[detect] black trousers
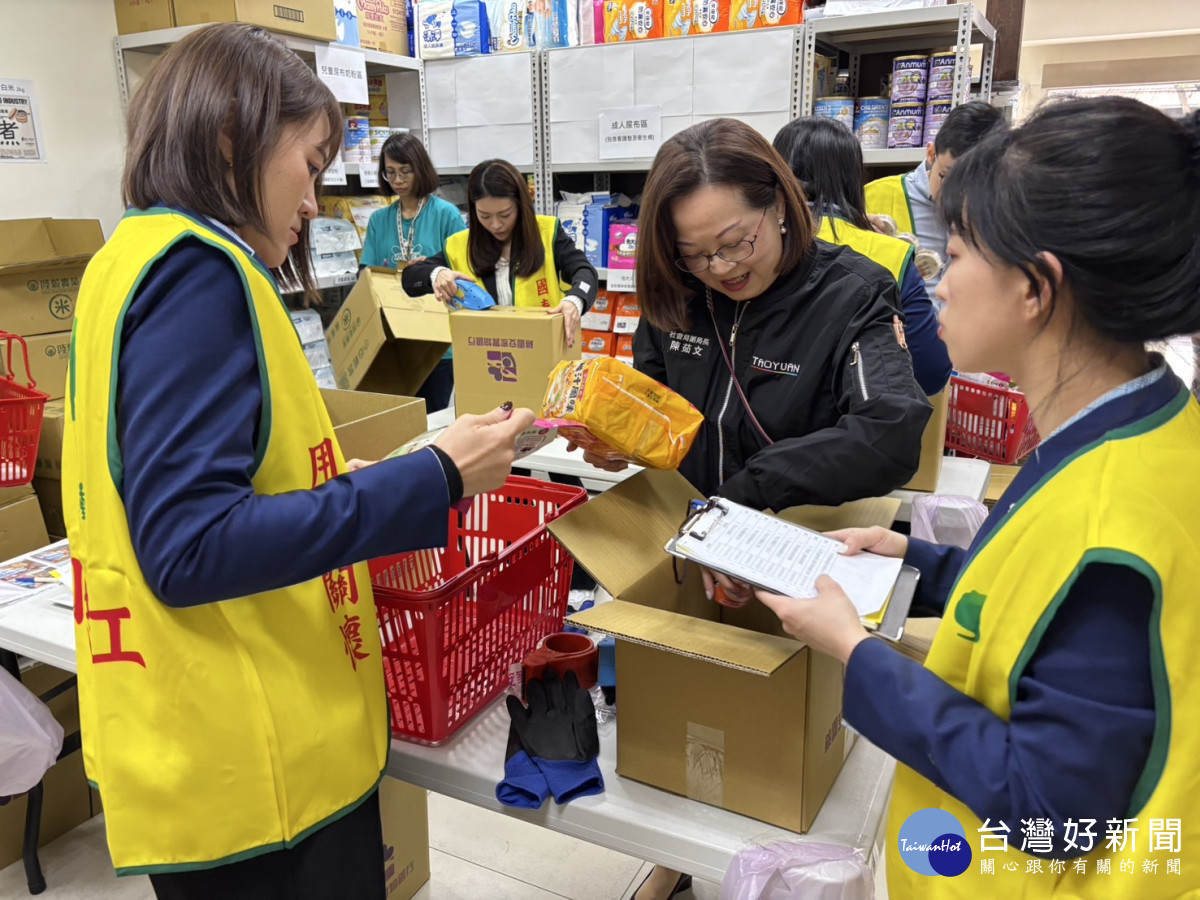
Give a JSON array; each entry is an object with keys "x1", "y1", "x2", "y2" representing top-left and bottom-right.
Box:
[
  {"x1": 149, "y1": 790, "x2": 385, "y2": 900},
  {"x1": 417, "y1": 357, "x2": 455, "y2": 413}
]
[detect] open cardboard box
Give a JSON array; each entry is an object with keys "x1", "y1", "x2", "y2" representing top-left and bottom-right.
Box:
[
  {"x1": 0, "y1": 218, "x2": 104, "y2": 336},
  {"x1": 551, "y1": 469, "x2": 899, "y2": 833},
  {"x1": 901, "y1": 389, "x2": 949, "y2": 493},
  {"x1": 321, "y1": 388, "x2": 427, "y2": 462},
  {"x1": 324, "y1": 268, "x2": 450, "y2": 397}
]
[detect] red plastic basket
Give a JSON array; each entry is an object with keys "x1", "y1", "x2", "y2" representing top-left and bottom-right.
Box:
[
  {"x1": 944, "y1": 375, "x2": 1040, "y2": 465},
  {"x1": 0, "y1": 332, "x2": 50, "y2": 487},
  {"x1": 369, "y1": 476, "x2": 588, "y2": 745}
]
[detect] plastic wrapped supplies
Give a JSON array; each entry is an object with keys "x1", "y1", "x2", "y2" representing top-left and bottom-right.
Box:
[
  {"x1": 911, "y1": 494, "x2": 989, "y2": 550},
  {"x1": 721, "y1": 841, "x2": 874, "y2": 900},
  {"x1": 0, "y1": 666, "x2": 65, "y2": 796}
]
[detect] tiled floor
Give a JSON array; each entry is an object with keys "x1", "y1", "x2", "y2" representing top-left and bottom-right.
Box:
[{"x1": 0, "y1": 792, "x2": 736, "y2": 900}]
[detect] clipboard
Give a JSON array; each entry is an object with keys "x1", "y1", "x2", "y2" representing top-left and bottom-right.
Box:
[{"x1": 664, "y1": 497, "x2": 917, "y2": 641}]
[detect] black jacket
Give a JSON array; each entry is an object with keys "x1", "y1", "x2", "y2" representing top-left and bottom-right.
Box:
[
  {"x1": 634, "y1": 240, "x2": 932, "y2": 511},
  {"x1": 401, "y1": 221, "x2": 598, "y2": 311}
]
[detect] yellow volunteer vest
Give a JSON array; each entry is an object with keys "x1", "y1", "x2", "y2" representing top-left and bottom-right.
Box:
[
  {"x1": 886, "y1": 385, "x2": 1200, "y2": 899},
  {"x1": 864, "y1": 173, "x2": 916, "y2": 237},
  {"x1": 445, "y1": 215, "x2": 569, "y2": 308},
  {"x1": 62, "y1": 208, "x2": 388, "y2": 876},
  {"x1": 816, "y1": 216, "x2": 914, "y2": 285}
]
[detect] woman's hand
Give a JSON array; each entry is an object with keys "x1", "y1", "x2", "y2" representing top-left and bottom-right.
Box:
[
  {"x1": 562, "y1": 437, "x2": 631, "y2": 472},
  {"x1": 825, "y1": 526, "x2": 908, "y2": 559},
  {"x1": 434, "y1": 405, "x2": 538, "y2": 496},
  {"x1": 433, "y1": 269, "x2": 476, "y2": 305},
  {"x1": 757, "y1": 576, "x2": 870, "y2": 664},
  {"x1": 549, "y1": 300, "x2": 581, "y2": 348},
  {"x1": 345, "y1": 458, "x2": 376, "y2": 472},
  {"x1": 702, "y1": 568, "x2": 754, "y2": 608}
]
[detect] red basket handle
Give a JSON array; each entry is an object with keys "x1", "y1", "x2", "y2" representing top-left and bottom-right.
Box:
[{"x1": 0, "y1": 331, "x2": 38, "y2": 391}]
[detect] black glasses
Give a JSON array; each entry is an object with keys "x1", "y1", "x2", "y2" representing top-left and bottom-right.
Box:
[
  {"x1": 384, "y1": 167, "x2": 415, "y2": 182},
  {"x1": 674, "y1": 208, "x2": 770, "y2": 274}
]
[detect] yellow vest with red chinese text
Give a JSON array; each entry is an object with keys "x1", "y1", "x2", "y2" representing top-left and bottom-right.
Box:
[
  {"x1": 444, "y1": 215, "x2": 569, "y2": 308},
  {"x1": 887, "y1": 385, "x2": 1200, "y2": 899},
  {"x1": 864, "y1": 173, "x2": 916, "y2": 237},
  {"x1": 62, "y1": 208, "x2": 388, "y2": 876}
]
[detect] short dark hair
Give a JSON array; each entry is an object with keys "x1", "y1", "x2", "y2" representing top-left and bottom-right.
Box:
[
  {"x1": 933, "y1": 100, "x2": 1005, "y2": 158},
  {"x1": 940, "y1": 96, "x2": 1200, "y2": 344},
  {"x1": 773, "y1": 117, "x2": 871, "y2": 237},
  {"x1": 466, "y1": 160, "x2": 543, "y2": 279},
  {"x1": 379, "y1": 133, "x2": 439, "y2": 198},
  {"x1": 123, "y1": 24, "x2": 341, "y2": 294},
  {"x1": 637, "y1": 118, "x2": 813, "y2": 332}
]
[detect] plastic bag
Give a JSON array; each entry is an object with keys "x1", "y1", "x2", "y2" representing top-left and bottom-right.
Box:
[
  {"x1": 721, "y1": 841, "x2": 874, "y2": 900},
  {"x1": 911, "y1": 494, "x2": 989, "y2": 550},
  {"x1": 0, "y1": 667, "x2": 64, "y2": 796}
]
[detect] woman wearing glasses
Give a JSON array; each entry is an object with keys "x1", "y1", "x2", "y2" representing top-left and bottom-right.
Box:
[
  {"x1": 360, "y1": 132, "x2": 465, "y2": 410},
  {"x1": 614, "y1": 116, "x2": 930, "y2": 900}
]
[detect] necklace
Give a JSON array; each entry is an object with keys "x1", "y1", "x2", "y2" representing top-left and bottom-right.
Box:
[{"x1": 394, "y1": 196, "x2": 427, "y2": 264}]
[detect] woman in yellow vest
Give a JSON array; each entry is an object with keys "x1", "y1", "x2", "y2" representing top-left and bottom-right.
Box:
[
  {"x1": 63, "y1": 24, "x2": 534, "y2": 898},
  {"x1": 758, "y1": 97, "x2": 1200, "y2": 898},
  {"x1": 773, "y1": 116, "x2": 951, "y2": 395},
  {"x1": 402, "y1": 158, "x2": 599, "y2": 346}
]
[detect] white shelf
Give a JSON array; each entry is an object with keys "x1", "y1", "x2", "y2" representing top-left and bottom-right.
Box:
[
  {"x1": 117, "y1": 24, "x2": 421, "y2": 71},
  {"x1": 438, "y1": 166, "x2": 536, "y2": 176},
  {"x1": 551, "y1": 160, "x2": 656, "y2": 173},
  {"x1": 812, "y1": 3, "x2": 995, "y2": 50},
  {"x1": 280, "y1": 271, "x2": 358, "y2": 295},
  {"x1": 862, "y1": 148, "x2": 928, "y2": 166}
]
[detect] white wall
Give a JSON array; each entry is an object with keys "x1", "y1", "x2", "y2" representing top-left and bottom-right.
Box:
[{"x1": 0, "y1": 0, "x2": 126, "y2": 236}]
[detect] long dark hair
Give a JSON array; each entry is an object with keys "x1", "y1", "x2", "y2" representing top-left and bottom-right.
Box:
[
  {"x1": 636, "y1": 118, "x2": 812, "y2": 332},
  {"x1": 772, "y1": 117, "x2": 871, "y2": 240},
  {"x1": 123, "y1": 23, "x2": 341, "y2": 294},
  {"x1": 466, "y1": 160, "x2": 543, "y2": 279},
  {"x1": 940, "y1": 96, "x2": 1200, "y2": 344}
]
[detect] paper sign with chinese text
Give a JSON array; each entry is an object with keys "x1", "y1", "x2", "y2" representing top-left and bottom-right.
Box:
[
  {"x1": 314, "y1": 45, "x2": 369, "y2": 105},
  {"x1": 0, "y1": 79, "x2": 44, "y2": 162},
  {"x1": 599, "y1": 106, "x2": 662, "y2": 161}
]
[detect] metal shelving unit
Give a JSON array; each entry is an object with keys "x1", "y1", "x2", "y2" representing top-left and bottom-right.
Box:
[{"x1": 800, "y1": 3, "x2": 996, "y2": 163}]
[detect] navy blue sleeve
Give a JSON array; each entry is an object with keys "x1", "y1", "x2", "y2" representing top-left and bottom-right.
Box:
[
  {"x1": 898, "y1": 261, "x2": 951, "y2": 395},
  {"x1": 903, "y1": 538, "x2": 966, "y2": 615},
  {"x1": 118, "y1": 239, "x2": 452, "y2": 608},
  {"x1": 843, "y1": 562, "x2": 1156, "y2": 858}
]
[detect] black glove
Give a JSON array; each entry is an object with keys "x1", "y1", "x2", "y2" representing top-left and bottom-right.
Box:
[{"x1": 505, "y1": 669, "x2": 604, "y2": 804}]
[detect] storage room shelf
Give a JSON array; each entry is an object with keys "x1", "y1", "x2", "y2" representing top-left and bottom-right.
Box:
[
  {"x1": 117, "y1": 24, "x2": 421, "y2": 71},
  {"x1": 551, "y1": 159, "x2": 656, "y2": 173},
  {"x1": 811, "y1": 3, "x2": 995, "y2": 50},
  {"x1": 862, "y1": 148, "x2": 928, "y2": 166},
  {"x1": 280, "y1": 272, "x2": 358, "y2": 295}
]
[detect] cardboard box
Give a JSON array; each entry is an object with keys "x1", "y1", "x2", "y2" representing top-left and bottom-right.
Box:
[
  {"x1": 174, "y1": 0, "x2": 338, "y2": 41},
  {"x1": 325, "y1": 268, "x2": 450, "y2": 395},
  {"x1": 0, "y1": 219, "x2": 104, "y2": 336},
  {"x1": 0, "y1": 332, "x2": 71, "y2": 401},
  {"x1": 0, "y1": 664, "x2": 100, "y2": 872},
  {"x1": 556, "y1": 469, "x2": 901, "y2": 832},
  {"x1": 614, "y1": 333, "x2": 634, "y2": 364},
  {"x1": 450, "y1": 307, "x2": 580, "y2": 416},
  {"x1": 322, "y1": 388, "x2": 427, "y2": 462},
  {"x1": 581, "y1": 330, "x2": 615, "y2": 359},
  {"x1": 379, "y1": 779, "x2": 431, "y2": 900},
  {"x1": 985, "y1": 464, "x2": 1021, "y2": 507},
  {"x1": 900, "y1": 389, "x2": 948, "y2": 493},
  {"x1": 113, "y1": 0, "x2": 175, "y2": 33},
  {"x1": 0, "y1": 494, "x2": 49, "y2": 563},
  {"x1": 357, "y1": 0, "x2": 410, "y2": 55},
  {"x1": 32, "y1": 477, "x2": 65, "y2": 539},
  {"x1": 581, "y1": 291, "x2": 614, "y2": 332},
  {"x1": 612, "y1": 296, "x2": 641, "y2": 334},
  {"x1": 34, "y1": 400, "x2": 65, "y2": 481},
  {"x1": 0, "y1": 482, "x2": 33, "y2": 509}
]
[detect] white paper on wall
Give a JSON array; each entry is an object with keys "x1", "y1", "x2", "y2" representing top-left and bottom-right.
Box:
[
  {"x1": 458, "y1": 124, "x2": 534, "y2": 168},
  {"x1": 454, "y1": 54, "x2": 535, "y2": 127},
  {"x1": 550, "y1": 121, "x2": 601, "y2": 164},
  {"x1": 424, "y1": 61, "x2": 459, "y2": 129},
  {"x1": 547, "y1": 44, "x2": 635, "y2": 123},
  {"x1": 633, "y1": 40, "x2": 694, "y2": 116},
  {"x1": 428, "y1": 127, "x2": 460, "y2": 168},
  {"x1": 691, "y1": 30, "x2": 793, "y2": 116}
]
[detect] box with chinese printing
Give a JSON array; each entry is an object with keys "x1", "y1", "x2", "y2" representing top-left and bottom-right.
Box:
[
  {"x1": 450, "y1": 307, "x2": 580, "y2": 416},
  {"x1": 357, "y1": 0, "x2": 410, "y2": 55},
  {"x1": 612, "y1": 295, "x2": 641, "y2": 334},
  {"x1": 379, "y1": 779, "x2": 431, "y2": 900},
  {"x1": 0, "y1": 218, "x2": 104, "y2": 335},
  {"x1": 581, "y1": 330, "x2": 615, "y2": 359},
  {"x1": 0, "y1": 331, "x2": 71, "y2": 400},
  {"x1": 324, "y1": 267, "x2": 450, "y2": 396},
  {"x1": 174, "y1": 0, "x2": 337, "y2": 41},
  {"x1": 555, "y1": 470, "x2": 901, "y2": 832}
]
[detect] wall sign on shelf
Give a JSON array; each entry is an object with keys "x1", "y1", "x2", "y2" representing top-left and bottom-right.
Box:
[
  {"x1": 314, "y1": 44, "x2": 369, "y2": 105},
  {"x1": 322, "y1": 157, "x2": 347, "y2": 186},
  {"x1": 357, "y1": 161, "x2": 379, "y2": 188},
  {"x1": 607, "y1": 268, "x2": 636, "y2": 293},
  {"x1": 598, "y1": 106, "x2": 662, "y2": 162}
]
